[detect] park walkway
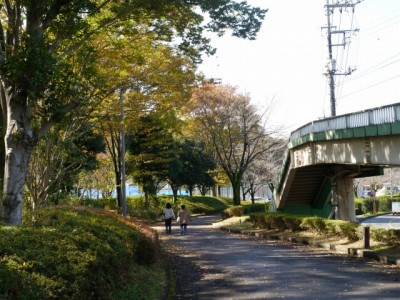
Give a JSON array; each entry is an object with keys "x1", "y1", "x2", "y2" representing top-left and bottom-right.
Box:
[{"x1": 153, "y1": 215, "x2": 400, "y2": 300}]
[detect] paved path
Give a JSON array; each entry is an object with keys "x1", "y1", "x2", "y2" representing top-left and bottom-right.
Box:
[
  {"x1": 153, "y1": 215, "x2": 400, "y2": 300},
  {"x1": 359, "y1": 214, "x2": 400, "y2": 229}
]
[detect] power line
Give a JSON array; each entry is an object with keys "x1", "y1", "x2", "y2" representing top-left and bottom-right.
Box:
[
  {"x1": 337, "y1": 52, "x2": 400, "y2": 85},
  {"x1": 360, "y1": 14, "x2": 400, "y2": 38},
  {"x1": 339, "y1": 74, "x2": 400, "y2": 99}
]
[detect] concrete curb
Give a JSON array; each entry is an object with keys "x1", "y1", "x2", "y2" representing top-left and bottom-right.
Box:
[{"x1": 218, "y1": 226, "x2": 400, "y2": 267}]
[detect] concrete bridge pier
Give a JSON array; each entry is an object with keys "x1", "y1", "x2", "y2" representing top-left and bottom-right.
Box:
[{"x1": 334, "y1": 175, "x2": 356, "y2": 222}]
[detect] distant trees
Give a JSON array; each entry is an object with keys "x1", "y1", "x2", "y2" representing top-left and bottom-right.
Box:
[
  {"x1": 75, "y1": 155, "x2": 115, "y2": 200},
  {"x1": 129, "y1": 119, "x2": 217, "y2": 203},
  {"x1": 188, "y1": 84, "x2": 282, "y2": 205},
  {"x1": 241, "y1": 140, "x2": 286, "y2": 203},
  {"x1": 181, "y1": 140, "x2": 216, "y2": 197},
  {"x1": 166, "y1": 139, "x2": 216, "y2": 202}
]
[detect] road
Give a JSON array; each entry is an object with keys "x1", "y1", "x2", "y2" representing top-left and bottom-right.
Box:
[
  {"x1": 154, "y1": 215, "x2": 400, "y2": 300},
  {"x1": 359, "y1": 214, "x2": 400, "y2": 229}
]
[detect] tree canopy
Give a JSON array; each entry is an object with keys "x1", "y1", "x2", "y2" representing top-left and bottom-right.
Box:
[
  {"x1": 0, "y1": 0, "x2": 266, "y2": 224},
  {"x1": 187, "y1": 84, "x2": 279, "y2": 205}
]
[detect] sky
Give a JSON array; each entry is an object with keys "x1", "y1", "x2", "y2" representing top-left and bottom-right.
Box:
[{"x1": 199, "y1": 0, "x2": 400, "y2": 135}]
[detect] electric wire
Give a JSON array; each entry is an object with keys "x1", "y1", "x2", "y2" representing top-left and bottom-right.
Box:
[
  {"x1": 360, "y1": 14, "x2": 400, "y2": 38},
  {"x1": 339, "y1": 74, "x2": 400, "y2": 99},
  {"x1": 343, "y1": 55, "x2": 400, "y2": 83},
  {"x1": 337, "y1": 8, "x2": 357, "y2": 102},
  {"x1": 333, "y1": 5, "x2": 400, "y2": 103}
]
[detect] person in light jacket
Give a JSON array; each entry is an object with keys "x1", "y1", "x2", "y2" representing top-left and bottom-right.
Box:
[
  {"x1": 177, "y1": 204, "x2": 192, "y2": 235},
  {"x1": 162, "y1": 203, "x2": 175, "y2": 234}
]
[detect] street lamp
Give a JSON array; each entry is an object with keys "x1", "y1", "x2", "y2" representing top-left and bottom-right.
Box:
[{"x1": 120, "y1": 88, "x2": 127, "y2": 217}]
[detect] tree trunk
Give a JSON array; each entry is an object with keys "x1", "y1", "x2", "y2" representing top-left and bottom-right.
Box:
[
  {"x1": 250, "y1": 183, "x2": 255, "y2": 204},
  {"x1": 171, "y1": 186, "x2": 179, "y2": 203},
  {"x1": 232, "y1": 180, "x2": 241, "y2": 205},
  {"x1": 1, "y1": 146, "x2": 33, "y2": 224},
  {"x1": 211, "y1": 184, "x2": 217, "y2": 197},
  {"x1": 188, "y1": 184, "x2": 194, "y2": 197},
  {"x1": 250, "y1": 192, "x2": 256, "y2": 204},
  {"x1": 144, "y1": 192, "x2": 149, "y2": 209},
  {"x1": 0, "y1": 83, "x2": 7, "y2": 190},
  {"x1": 115, "y1": 171, "x2": 122, "y2": 208},
  {"x1": 1, "y1": 92, "x2": 36, "y2": 225}
]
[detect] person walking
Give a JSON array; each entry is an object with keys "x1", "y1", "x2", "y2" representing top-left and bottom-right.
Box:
[
  {"x1": 162, "y1": 203, "x2": 175, "y2": 234},
  {"x1": 177, "y1": 205, "x2": 191, "y2": 235}
]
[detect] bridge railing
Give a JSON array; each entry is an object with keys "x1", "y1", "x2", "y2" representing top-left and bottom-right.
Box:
[
  {"x1": 290, "y1": 102, "x2": 400, "y2": 141},
  {"x1": 274, "y1": 102, "x2": 400, "y2": 207}
]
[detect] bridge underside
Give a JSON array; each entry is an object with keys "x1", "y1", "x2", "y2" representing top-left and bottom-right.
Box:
[
  {"x1": 274, "y1": 164, "x2": 382, "y2": 218},
  {"x1": 273, "y1": 134, "x2": 395, "y2": 220}
]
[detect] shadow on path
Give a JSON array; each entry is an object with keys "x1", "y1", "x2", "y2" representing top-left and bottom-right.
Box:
[{"x1": 153, "y1": 215, "x2": 400, "y2": 300}]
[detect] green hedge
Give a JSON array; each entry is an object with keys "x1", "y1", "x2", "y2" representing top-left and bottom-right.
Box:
[
  {"x1": 1, "y1": 207, "x2": 163, "y2": 299},
  {"x1": 371, "y1": 228, "x2": 400, "y2": 246},
  {"x1": 222, "y1": 203, "x2": 267, "y2": 219},
  {"x1": 250, "y1": 213, "x2": 361, "y2": 242},
  {"x1": 83, "y1": 195, "x2": 232, "y2": 220},
  {"x1": 355, "y1": 195, "x2": 400, "y2": 214}
]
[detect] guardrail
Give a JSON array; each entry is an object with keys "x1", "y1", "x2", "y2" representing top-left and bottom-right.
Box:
[{"x1": 290, "y1": 102, "x2": 400, "y2": 141}]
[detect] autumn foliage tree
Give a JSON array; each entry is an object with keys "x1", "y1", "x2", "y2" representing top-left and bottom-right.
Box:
[
  {"x1": 94, "y1": 27, "x2": 197, "y2": 208},
  {"x1": 188, "y1": 84, "x2": 279, "y2": 205}
]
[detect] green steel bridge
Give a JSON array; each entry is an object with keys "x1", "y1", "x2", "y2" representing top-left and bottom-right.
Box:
[{"x1": 271, "y1": 102, "x2": 400, "y2": 221}]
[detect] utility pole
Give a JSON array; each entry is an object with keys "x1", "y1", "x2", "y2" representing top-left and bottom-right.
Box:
[{"x1": 323, "y1": 0, "x2": 361, "y2": 116}]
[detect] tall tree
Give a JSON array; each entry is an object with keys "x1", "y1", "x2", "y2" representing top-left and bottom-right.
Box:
[
  {"x1": 188, "y1": 84, "x2": 279, "y2": 205},
  {"x1": 128, "y1": 114, "x2": 177, "y2": 207},
  {"x1": 95, "y1": 27, "x2": 197, "y2": 208},
  {"x1": 0, "y1": 1, "x2": 266, "y2": 224}
]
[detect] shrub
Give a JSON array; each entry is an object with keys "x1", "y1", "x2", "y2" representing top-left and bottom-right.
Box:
[
  {"x1": 249, "y1": 213, "x2": 268, "y2": 229},
  {"x1": 282, "y1": 215, "x2": 303, "y2": 231},
  {"x1": 126, "y1": 196, "x2": 162, "y2": 220},
  {"x1": 253, "y1": 213, "x2": 286, "y2": 230},
  {"x1": 83, "y1": 197, "x2": 118, "y2": 210},
  {"x1": 371, "y1": 228, "x2": 400, "y2": 246},
  {"x1": 378, "y1": 197, "x2": 392, "y2": 212},
  {"x1": 243, "y1": 203, "x2": 267, "y2": 214},
  {"x1": 337, "y1": 221, "x2": 360, "y2": 241},
  {"x1": 300, "y1": 216, "x2": 327, "y2": 234},
  {"x1": 269, "y1": 214, "x2": 286, "y2": 229},
  {"x1": 249, "y1": 213, "x2": 303, "y2": 231},
  {"x1": 324, "y1": 220, "x2": 339, "y2": 236},
  {"x1": 223, "y1": 206, "x2": 245, "y2": 218},
  {"x1": 354, "y1": 198, "x2": 363, "y2": 215},
  {"x1": 1, "y1": 207, "x2": 162, "y2": 299},
  {"x1": 361, "y1": 198, "x2": 373, "y2": 214}
]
